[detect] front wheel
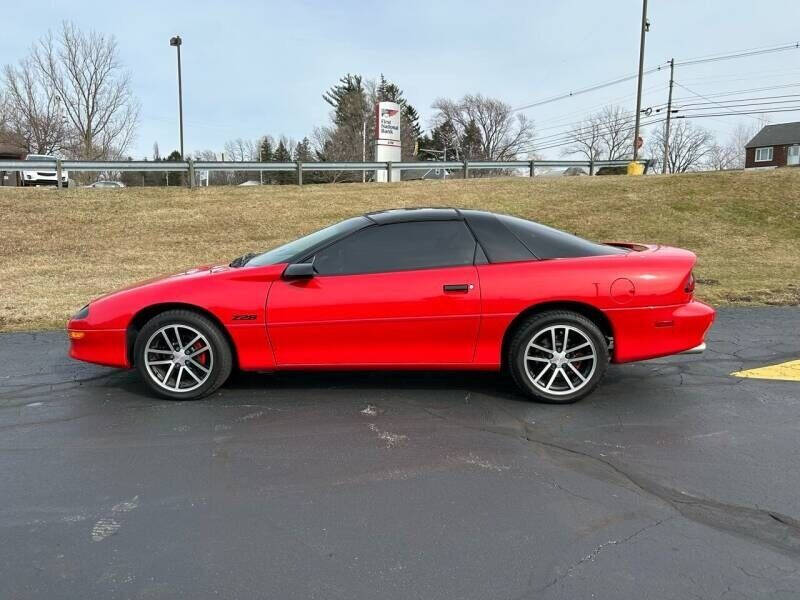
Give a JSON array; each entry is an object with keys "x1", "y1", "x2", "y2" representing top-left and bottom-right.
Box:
[
  {"x1": 134, "y1": 310, "x2": 233, "y2": 400},
  {"x1": 508, "y1": 311, "x2": 609, "y2": 404}
]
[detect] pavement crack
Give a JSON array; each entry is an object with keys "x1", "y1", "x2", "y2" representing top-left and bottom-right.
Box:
[
  {"x1": 403, "y1": 395, "x2": 800, "y2": 559},
  {"x1": 534, "y1": 518, "x2": 673, "y2": 596}
]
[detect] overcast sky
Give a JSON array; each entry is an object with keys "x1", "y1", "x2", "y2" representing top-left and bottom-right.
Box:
[{"x1": 3, "y1": 0, "x2": 799, "y2": 159}]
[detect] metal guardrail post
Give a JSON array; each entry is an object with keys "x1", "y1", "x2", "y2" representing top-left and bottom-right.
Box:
[
  {"x1": 463, "y1": 160, "x2": 469, "y2": 179},
  {"x1": 56, "y1": 159, "x2": 62, "y2": 190},
  {"x1": 386, "y1": 162, "x2": 393, "y2": 183},
  {"x1": 589, "y1": 159, "x2": 594, "y2": 176},
  {"x1": 529, "y1": 160, "x2": 535, "y2": 177},
  {"x1": 297, "y1": 161, "x2": 303, "y2": 186},
  {"x1": 188, "y1": 158, "x2": 195, "y2": 188}
]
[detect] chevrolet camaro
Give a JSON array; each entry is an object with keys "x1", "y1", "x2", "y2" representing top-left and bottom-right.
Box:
[{"x1": 67, "y1": 208, "x2": 715, "y2": 403}]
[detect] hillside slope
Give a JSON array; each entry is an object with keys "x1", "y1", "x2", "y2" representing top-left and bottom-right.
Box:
[{"x1": 1, "y1": 168, "x2": 798, "y2": 331}]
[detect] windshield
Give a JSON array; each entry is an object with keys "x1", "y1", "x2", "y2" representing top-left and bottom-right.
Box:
[{"x1": 245, "y1": 216, "x2": 370, "y2": 267}]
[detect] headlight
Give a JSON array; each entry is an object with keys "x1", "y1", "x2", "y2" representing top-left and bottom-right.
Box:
[{"x1": 73, "y1": 304, "x2": 89, "y2": 319}]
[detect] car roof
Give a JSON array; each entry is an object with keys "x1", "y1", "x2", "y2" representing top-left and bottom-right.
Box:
[{"x1": 364, "y1": 207, "x2": 463, "y2": 224}]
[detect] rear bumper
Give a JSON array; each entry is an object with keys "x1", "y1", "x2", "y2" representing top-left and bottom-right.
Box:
[
  {"x1": 67, "y1": 327, "x2": 129, "y2": 368},
  {"x1": 680, "y1": 342, "x2": 706, "y2": 354},
  {"x1": 609, "y1": 300, "x2": 715, "y2": 363}
]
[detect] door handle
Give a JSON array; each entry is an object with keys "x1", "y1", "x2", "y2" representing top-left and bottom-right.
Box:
[{"x1": 443, "y1": 283, "x2": 472, "y2": 292}]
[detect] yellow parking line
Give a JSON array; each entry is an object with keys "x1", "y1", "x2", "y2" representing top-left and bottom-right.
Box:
[{"x1": 732, "y1": 359, "x2": 800, "y2": 382}]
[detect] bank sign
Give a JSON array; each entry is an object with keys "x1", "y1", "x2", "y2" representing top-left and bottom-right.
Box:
[{"x1": 375, "y1": 101, "x2": 401, "y2": 146}]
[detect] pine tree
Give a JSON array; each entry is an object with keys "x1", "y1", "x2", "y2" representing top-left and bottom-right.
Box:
[
  {"x1": 323, "y1": 74, "x2": 368, "y2": 129},
  {"x1": 461, "y1": 120, "x2": 483, "y2": 160},
  {"x1": 273, "y1": 139, "x2": 292, "y2": 184},
  {"x1": 293, "y1": 137, "x2": 313, "y2": 162},
  {"x1": 259, "y1": 136, "x2": 274, "y2": 184}
]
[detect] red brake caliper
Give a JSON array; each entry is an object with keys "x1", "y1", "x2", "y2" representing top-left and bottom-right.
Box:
[{"x1": 192, "y1": 341, "x2": 208, "y2": 366}]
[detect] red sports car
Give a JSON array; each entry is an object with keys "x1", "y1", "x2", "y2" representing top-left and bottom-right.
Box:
[{"x1": 67, "y1": 208, "x2": 715, "y2": 403}]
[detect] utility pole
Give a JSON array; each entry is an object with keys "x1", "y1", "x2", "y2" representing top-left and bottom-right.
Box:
[
  {"x1": 662, "y1": 58, "x2": 675, "y2": 174},
  {"x1": 632, "y1": 0, "x2": 649, "y2": 161}
]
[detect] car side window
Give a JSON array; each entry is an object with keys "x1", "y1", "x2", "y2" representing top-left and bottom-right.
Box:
[{"x1": 313, "y1": 221, "x2": 477, "y2": 275}]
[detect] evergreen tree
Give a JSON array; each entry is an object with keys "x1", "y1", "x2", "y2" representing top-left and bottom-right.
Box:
[
  {"x1": 273, "y1": 139, "x2": 292, "y2": 184},
  {"x1": 259, "y1": 136, "x2": 274, "y2": 184},
  {"x1": 293, "y1": 137, "x2": 314, "y2": 183},
  {"x1": 293, "y1": 137, "x2": 313, "y2": 162},
  {"x1": 461, "y1": 120, "x2": 483, "y2": 160},
  {"x1": 323, "y1": 74, "x2": 368, "y2": 129},
  {"x1": 165, "y1": 149, "x2": 182, "y2": 186}
]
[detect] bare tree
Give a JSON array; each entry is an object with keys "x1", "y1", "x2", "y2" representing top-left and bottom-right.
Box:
[
  {"x1": 647, "y1": 121, "x2": 714, "y2": 173},
  {"x1": 704, "y1": 141, "x2": 740, "y2": 171},
  {"x1": 597, "y1": 105, "x2": 633, "y2": 161},
  {"x1": 223, "y1": 138, "x2": 258, "y2": 162},
  {"x1": 562, "y1": 117, "x2": 602, "y2": 163},
  {"x1": 431, "y1": 94, "x2": 534, "y2": 160},
  {"x1": 31, "y1": 22, "x2": 139, "y2": 159},
  {"x1": 561, "y1": 105, "x2": 634, "y2": 163},
  {"x1": 2, "y1": 58, "x2": 71, "y2": 154},
  {"x1": 223, "y1": 138, "x2": 260, "y2": 184}
]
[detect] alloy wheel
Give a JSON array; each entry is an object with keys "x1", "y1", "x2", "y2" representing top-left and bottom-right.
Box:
[
  {"x1": 143, "y1": 324, "x2": 214, "y2": 393},
  {"x1": 523, "y1": 324, "x2": 597, "y2": 396}
]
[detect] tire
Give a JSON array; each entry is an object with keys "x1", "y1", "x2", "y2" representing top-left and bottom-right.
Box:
[
  {"x1": 507, "y1": 310, "x2": 609, "y2": 404},
  {"x1": 133, "y1": 309, "x2": 233, "y2": 400}
]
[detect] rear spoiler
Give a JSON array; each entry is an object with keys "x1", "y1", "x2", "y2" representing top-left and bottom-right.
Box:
[{"x1": 604, "y1": 242, "x2": 657, "y2": 252}]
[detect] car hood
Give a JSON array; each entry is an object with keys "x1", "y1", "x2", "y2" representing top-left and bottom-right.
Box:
[{"x1": 91, "y1": 264, "x2": 229, "y2": 302}]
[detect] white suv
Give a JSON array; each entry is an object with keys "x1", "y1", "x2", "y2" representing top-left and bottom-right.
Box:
[{"x1": 21, "y1": 154, "x2": 69, "y2": 187}]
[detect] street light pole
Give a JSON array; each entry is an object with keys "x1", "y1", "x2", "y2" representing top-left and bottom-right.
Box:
[
  {"x1": 169, "y1": 35, "x2": 184, "y2": 160},
  {"x1": 632, "y1": 0, "x2": 649, "y2": 161}
]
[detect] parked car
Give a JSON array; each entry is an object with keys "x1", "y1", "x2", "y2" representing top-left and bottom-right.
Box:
[
  {"x1": 85, "y1": 181, "x2": 126, "y2": 188},
  {"x1": 20, "y1": 154, "x2": 69, "y2": 186},
  {"x1": 67, "y1": 208, "x2": 715, "y2": 403}
]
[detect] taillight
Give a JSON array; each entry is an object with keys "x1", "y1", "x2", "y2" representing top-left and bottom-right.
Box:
[{"x1": 684, "y1": 272, "x2": 696, "y2": 294}]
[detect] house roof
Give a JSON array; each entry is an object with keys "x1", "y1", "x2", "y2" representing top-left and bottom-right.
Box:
[{"x1": 745, "y1": 121, "x2": 800, "y2": 148}]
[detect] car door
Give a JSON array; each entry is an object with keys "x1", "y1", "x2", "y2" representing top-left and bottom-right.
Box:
[{"x1": 266, "y1": 220, "x2": 481, "y2": 366}]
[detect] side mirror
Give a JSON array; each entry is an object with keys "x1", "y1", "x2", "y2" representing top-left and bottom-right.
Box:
[{"x1": 282, "y1": 262, "x2": 315, "y2": 280}]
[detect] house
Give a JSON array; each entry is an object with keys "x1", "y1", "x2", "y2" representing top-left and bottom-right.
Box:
[{"x1": 744, "y1": 121, "x2": 800, "y2": 168}]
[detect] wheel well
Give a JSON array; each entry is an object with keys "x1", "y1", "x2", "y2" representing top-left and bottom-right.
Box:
[
  {"x1": 126, "y1": 303, "x2": 238, "y2": 368},
  {"x1": 500, "y1": 301, "x2": 614, "y2": 369}
]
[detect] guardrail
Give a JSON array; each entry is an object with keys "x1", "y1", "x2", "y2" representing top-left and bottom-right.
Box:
[{"x1": 0, "y1": 158, "x2": 650, "y2": 187}]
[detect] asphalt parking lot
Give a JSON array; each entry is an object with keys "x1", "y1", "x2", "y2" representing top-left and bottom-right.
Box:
[{"x1": 1, "y1": 307, "x2": 799, "y2": 599}]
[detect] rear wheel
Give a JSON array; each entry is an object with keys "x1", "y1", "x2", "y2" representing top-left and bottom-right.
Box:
[
  {"x1": 134, "y1": 310, "x2": 232, "y2": 400},
  {"x1": 507, "y1": 311, "x2": 609, "y2": 404}
]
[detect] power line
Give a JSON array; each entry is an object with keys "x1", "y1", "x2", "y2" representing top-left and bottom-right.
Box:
[
  {"x1": 676, "y1": 107, "x2": 800, "y2": 119},
  {"x1": 674, "y1": 97, "x2": 800, "y2": 111},
  {"x1": 513, "y1": 41, "x2": 800, "y2": 114},
  {"x1": 512, "y1": 64, "x2": 670, "y2": 112},
  {"x1": 673, "y1": 82, "x2": 766, "y2": 121},
  {"x1": 673, "y1": 41, "x2": 800, "y2": 67}
]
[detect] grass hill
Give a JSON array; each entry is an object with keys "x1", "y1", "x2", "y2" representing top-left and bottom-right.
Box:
[{"x1": 1, "y1": 168, "x2": 798, "y2": 331}]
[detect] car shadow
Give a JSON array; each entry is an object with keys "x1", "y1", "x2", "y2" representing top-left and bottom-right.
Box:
[{"x1": 225, "y1": 368, "x2": 523, "y2": 399}]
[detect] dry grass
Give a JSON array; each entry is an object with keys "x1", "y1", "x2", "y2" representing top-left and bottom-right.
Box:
[{"x1": 1, "y1": 168, "x2": 799, "y2": 331}]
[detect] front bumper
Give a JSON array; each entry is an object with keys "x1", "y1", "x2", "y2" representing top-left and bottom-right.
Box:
[{"x1": 67, "y1": 327, "x2": 129, "y2": 368}]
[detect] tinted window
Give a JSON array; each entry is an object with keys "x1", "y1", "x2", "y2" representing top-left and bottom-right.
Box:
[
  {"x1": 314, "y1": 221, "x2": 476, "y2": 275},
  {"x1": 247, "y1": 216, "x2": 369, "y2": 266},
  {"x1": 498, "y1": 215, "x2": 628, "y2": 259},
  {"x1": 463, "y1": 211, "x2": 534, "y2": 263}
]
